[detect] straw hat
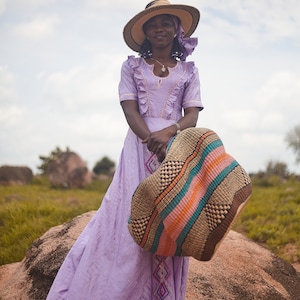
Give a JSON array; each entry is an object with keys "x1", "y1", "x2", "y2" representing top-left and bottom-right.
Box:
[
  {"x1": 128, "y1": 128, "x2": 252, "y2": 261},
  {"x1": 123, "y1": 0, "x2": 200, "y2": 52}
]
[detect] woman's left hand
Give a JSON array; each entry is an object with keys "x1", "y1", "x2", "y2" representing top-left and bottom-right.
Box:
[{"x1": 142, "y1": 128, "x2": 172, "y2": 162}]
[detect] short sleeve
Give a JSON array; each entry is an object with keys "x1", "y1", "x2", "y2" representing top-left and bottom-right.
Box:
[
  {"x1": 182, "y1": 65, "x2": 204, "y2": 111},
  {"x1": 118, "y1": 58, "x2": 138, "y2": 102}
]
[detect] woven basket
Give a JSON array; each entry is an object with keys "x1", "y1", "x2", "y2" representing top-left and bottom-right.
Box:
[{"x1": 128, "y1": 127, "x2": 252, "y2": 261}]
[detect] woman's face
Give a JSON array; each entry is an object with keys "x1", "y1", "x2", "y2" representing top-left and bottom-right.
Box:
[{"x1": 143, "y1": 14, "x2": 176, "y2": 50}]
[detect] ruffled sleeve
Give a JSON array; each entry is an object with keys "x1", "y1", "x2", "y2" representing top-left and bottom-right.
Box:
[
  {"x1": 182, "y1": 62, "x2": 204, "y2": 111},
  {"x1": 118, "y1": 56, "x2": 138, "y2": 102},
  {"x1": 118, "y1": 56, "x2": 149, "y2": 116}
]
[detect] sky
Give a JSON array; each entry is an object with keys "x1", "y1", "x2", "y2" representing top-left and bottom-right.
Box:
[{"x1": 0, "y1": 0, "x2": 300, "y2": 175}]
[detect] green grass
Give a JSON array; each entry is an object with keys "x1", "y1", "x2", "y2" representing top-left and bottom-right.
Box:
[
  {"x1": 0, "y1": 177, "x2": 111, "y2": 265},
  {"x1": 234, "y1": 175, "x2": 300, "y2": 263},
  {"x1": 0, "y1": 175, "x2": 299, "y2": 266}
]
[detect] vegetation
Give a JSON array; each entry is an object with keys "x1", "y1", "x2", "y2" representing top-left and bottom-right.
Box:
[
  {"x1": 38, "y1": 146, "x2": 71, "y2": 174},
  {"x1": 38, "y1": 146, "x2": 115, "y2": 176},
  {"x1": 0, "y1": 174, "x2": 299, "y2": 266},
  {"x1": 285, "y1": 124, "x2": 300, "y2": 164},
  {"x1": 0, "y1": 176, "x2": 111, "y2": 265},
  {"x1": 93, "y1": 156, "x2": 115, "y2": 175},
  {"x1": 234, "y1": 175, "x2": 300, "y2": 263}
]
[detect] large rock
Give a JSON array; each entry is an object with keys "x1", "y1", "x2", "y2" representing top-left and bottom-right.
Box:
[
  {"x1": 0, "y1": 165, "x2": 33, "y2": 185},
  {"x1": 0, "y1": 212, "x2": 299, "y2": 300},
  {"x1": 47, "y1": 151, "x2": 92, "y2": 188}
]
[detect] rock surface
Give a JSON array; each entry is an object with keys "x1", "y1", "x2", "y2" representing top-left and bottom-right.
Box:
[
  {"x1": 0, "y1": 211, "x2": 299, "y2": 300},
  {"x1": 0, "y1": 165, "x2": 33, "y2": 185},
  {"x1": 47, "y1": 151, "x2": 92, "y2": 188}
]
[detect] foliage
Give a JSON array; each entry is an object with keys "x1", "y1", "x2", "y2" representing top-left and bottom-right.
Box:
[
  {"x1": 285, "y1": 124, "x2": 300, "y2": 164},
  {"x1": 265, "y1": 160, "x2": 289, "y2": 178},
  {"x1": 1, "y1": 175, "x2": 299, "y2": 266},
  {"x1": 37, "y1": 146, "x2": 71, "y2": 175},
  {"x1": 0, "y1": 176, "x2": 111, "y2": 265},
  {"x1": 234, "y1": 175, "x2": 300, "y2": 263},
  {"x1": 93, "y1": 156, "x2": 115, "y2": 175}
]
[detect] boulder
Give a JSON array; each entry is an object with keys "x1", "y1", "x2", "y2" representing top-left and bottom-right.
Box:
[
  {"x1": 47, "y1": 151, "x2": 92, "y2": 188},
  {"x1": 0, "y1": 165, "x2": 33, "y2": 185},
  {"x1": 0, "y1": 212, "x2": 299, "y2": 300}
]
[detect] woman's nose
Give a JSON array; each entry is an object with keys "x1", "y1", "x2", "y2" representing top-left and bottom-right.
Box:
[{"x1": 154, "y1": 24, "x2": 163, "y2": 32}]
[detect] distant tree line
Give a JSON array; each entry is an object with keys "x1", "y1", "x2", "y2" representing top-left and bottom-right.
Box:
[
  {"x1": 38, "y1": 147, "x2": 115, "y2": 176},
  {"x1": 254, "y1": 124, "x2": 300, "y2": 178},
  {"x1": 37, "y1": 124, "x2": 300, "y2": 178}
]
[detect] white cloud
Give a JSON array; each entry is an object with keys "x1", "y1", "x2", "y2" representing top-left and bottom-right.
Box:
[
  {"x1": 255, "y1": 71, "x2": 300, "y2": 131},
  {"x1": 0, "y1": 66, "x2": 17, "y2": 103},
  {"x1": 220, "y1": 110, "x2": 259, "y2": 132},
  {"x1": 0, "y1": 105, "x2": 24, "y2": 126},
  {"x1": 12, "y1": 15, "x2": 60, "y2": 39},
  {"x1": 190, "y1": 0, "x2": 300, "y2": 48},
  {"x1": 0, "y1": 0, "x2": 6, "y2": 14},
  {"x1": 260, "y1": 112, "x2": 285, "y2": 131},
  {"x1": 41, "y1": 55, "x2": 123, "y2": 112},
  {"x1": 0, "y1": 0, "x2": 299, "y2": 174},
  {"x1": 7, "y1": 0, "x2": 57, "y2": 10}
]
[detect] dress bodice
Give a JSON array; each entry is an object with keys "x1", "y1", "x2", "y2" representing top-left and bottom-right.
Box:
[{"x1": 119, "y1": 56, "x2": 203, "y2": 121}]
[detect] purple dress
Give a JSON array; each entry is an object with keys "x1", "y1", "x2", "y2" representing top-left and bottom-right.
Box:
[{"x1": 47, "y1": 56, "x2": 203, "y2": 300}]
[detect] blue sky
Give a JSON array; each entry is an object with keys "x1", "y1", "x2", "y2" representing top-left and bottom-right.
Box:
[{"x1": 1, "y1": 0, "x2": 300, "y2": 174}]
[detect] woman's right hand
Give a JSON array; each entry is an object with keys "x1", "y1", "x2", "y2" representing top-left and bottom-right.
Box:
[{"x1": 142, "y1": 126, "x2": 176, "y2": 162}]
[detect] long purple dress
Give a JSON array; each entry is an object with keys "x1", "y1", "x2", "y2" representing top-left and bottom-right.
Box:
[{"x1": 46, "y1": 56, "x2": 203, "y2": 300}]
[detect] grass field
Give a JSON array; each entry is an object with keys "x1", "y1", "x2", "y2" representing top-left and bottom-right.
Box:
[
  {"x1": 234, "y1": 175, "x2": 300, "y2": 263},
  {"x1": 0, "y1": 175, "x2": 299, "y2": 265},
  {"x1": 0, "y1": 177, "x2": 111, "y2": 265}
]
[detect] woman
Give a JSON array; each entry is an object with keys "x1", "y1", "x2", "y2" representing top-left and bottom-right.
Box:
[{"x1": 47, "y1": 1, "x2": 203, "y2": 299}]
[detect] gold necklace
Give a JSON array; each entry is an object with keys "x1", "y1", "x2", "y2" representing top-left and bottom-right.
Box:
[{"x1": 151, "y1": 58, "x2": 167, "y2": 73}]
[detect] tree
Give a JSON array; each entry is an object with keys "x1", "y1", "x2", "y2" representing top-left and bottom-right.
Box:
[
  {"x1": 265, "y1": 160, "x2": 289, "y2": 178},
  {"x1": 37, "y1": 146, "x2": 71, "y2": 174},
  {"x1": 285, "y1": 124, "x2": 300, "y2": 164},
  {"x1": 93, "y1": 156, "x2": 115, "y2": 175}
]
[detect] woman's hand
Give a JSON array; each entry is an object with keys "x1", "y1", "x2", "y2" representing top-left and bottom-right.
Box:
[
  {"x1": 143, "y1": 107, "x2": 200, "y2": 162},
  {"x1": 142, "y1": 127, "x2": 175, "y2": 162}
]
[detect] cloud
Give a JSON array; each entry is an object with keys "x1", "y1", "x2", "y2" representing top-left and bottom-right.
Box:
[
  {"x1": 0, "y1": 0, "x2": 6, "y2": 14},
  {"x1": 192, "y1": 0, "x2": 300, "y2": 48},
  {"x1": 6, "y1": 0, "x2": 57, "y2": 10},
  {"x1": 1, "y1": 0, "x2": 299, "y2": 174},
  {"x1": 0, "y1": 66, "x2": 17, "y2": 103},
  {"x1": 255, "y1": 71, "x2": 300, "y2": 130},
  {"x1": 0, "y1": 66, "x2": 25, "y2": 135},
  {"x1": 0, "y1": 105, "x2": 24, "y2": 127},
  {"x1": 12, "y1": 14, "x2": 61, "y2": 39},
  {"x1": 41, "y1": 54, "x2": 123, "y2": 112}
]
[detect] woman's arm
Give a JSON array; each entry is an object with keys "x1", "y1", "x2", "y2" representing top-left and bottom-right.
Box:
[
  {"x1": 143, "y1": 106, "x2": 200, "y2": 162},
  {"x1": 121, "y1": 100, "x2": 151, "y2": 140}
]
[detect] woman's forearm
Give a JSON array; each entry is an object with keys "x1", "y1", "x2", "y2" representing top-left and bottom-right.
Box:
[{"x1": 121, "y1": 100, "x2": 151, "y2": 140}]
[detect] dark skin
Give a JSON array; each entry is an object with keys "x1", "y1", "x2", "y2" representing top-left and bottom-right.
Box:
[{"x1": 121, "y1": 14, "x2": 199, "y2": 162}]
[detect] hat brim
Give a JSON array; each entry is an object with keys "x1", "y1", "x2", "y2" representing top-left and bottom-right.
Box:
[{"x1": 123, "y1": 4, "x2": 200, "y2": 52}]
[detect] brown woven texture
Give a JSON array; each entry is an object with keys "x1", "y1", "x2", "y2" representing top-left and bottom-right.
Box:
[{"x1": 129, "y1": 128, "x2": 252, "y2": 261}]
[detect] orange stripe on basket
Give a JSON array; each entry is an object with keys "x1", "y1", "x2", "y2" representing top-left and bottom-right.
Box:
[
  {"x1": 154, "y1": 130, "x2": 215, "y2": 207},
  {"x1": 157, "y1": 149, "x2": 232, "y2": 255},
  {"x1": 140, "y1": 208, "x2": 159, "y2": 247},
  {"x1": 163, "y1": 152, "x2": 234, "y2": 240},
  {"x1": 140, "y1": 131, "x2": 215, "y2": 249},
  {"x1": 155, "y1": 228, "x2": 178, "y2": 256}
]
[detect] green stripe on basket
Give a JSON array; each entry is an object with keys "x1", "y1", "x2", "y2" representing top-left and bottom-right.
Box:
[
  {"x1": 176, "y1": 160, "x2": 239, "y2": 245},
  {"x1": 160, "y1": 138, "x2": 223, "y2": 219},
  {"x1": 149, "y1": 221, "x2": 181, "y2": 255}
]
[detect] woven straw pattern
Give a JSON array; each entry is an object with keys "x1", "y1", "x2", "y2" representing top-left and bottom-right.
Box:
[{"x1": 128, "y1": 128, "x2": 252, "y2": 261}]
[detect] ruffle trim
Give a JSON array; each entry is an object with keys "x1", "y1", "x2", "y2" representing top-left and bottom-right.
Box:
[
  {"x1": 127, "y1": 56, "x2": 148, "y2": 116},
  {"x1": 126, "y1": 56, "x2": 196, "y2": 119},
  {"x1": 164, "y1": 60, "x2": 196, "y2": 119}
]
